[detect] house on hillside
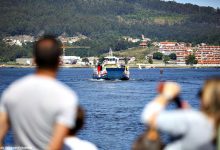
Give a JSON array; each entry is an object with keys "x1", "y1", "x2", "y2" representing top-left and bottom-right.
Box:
[
  {"x1": 159, "y1": 42, "x2": 193, "y2": 64},
  {"x1": 61, "y1": 56, "x2": 81, "y2": 64},
  {"x1": 139, "y1": 42, "x2": 148, "y2": 47},
  {"x1": 3, "y1": 35, "x2": 35, "y2": 46},
  {"x1": 159, "y1": 42, "x2": 177, "y2": 48},
  {"x1": 58, "y1": 34, "x2": 87, "y2": 44},
  {"x1": 195, "y1": 46, "x2": 220, "y2": 64}
]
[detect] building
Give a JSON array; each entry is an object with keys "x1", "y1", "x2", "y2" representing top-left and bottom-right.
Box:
[
  {"x1": 3, "y1": 35, "x2": 35, "y2": 46},
  {"x1": 87, "y1": 57, "x2": 99, "y2": 66},
  {"x1": 16, "y1": 58, "x2": 33, "y2": 65},
  {"x1": 122, "y1": 36, "x2": 141, "y2": 43},
  {"x1": 195, "y1": 46, "x2": 220, "y2": 64},
  {"x1": 159, "y1": 42, "x2": 192, "y2": 64},
  {"x1": 58, "y1": 34, "x2": 87, "y2": 44},
  {"x1": 175, "y1": 47, "x2": 192, "y2": 64},
  {"x1": 117, "y1": 57, "x2": 136, "y2": 64},
  {"x1": 159, "y1": 42, "x2": 177, "y2": 48},
  {"x1": 139, "y1": 42, "x2": 147, "y2": 47},
  {"x1": 61, "y1": 56, "x2": 81, "y2": 64}
]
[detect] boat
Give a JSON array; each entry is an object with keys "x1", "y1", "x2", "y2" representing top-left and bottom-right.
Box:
[{"x1": 93, "y1": 49, "x2": 130, "y2": 80}]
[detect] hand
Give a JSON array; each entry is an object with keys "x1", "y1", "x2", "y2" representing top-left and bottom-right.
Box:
[{"x1": 161, "y1": 82, "x2": 181, "y2": 101}]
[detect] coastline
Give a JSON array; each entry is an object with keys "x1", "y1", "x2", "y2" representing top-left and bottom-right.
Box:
[{"x1": 1, "y1": 64, "x2": 220, "y2": 69}]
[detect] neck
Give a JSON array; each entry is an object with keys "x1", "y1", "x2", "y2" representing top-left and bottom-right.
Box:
[{"x1": 36, "y1": 68, "x2": 57, "y2": 79}]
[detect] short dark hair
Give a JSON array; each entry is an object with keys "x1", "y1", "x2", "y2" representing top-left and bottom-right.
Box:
[
  {"x1": 133, "y1": 129, "x2": 163, "y2": 150},
  {"x1": 33, "y1": 35, "x2": 63, "y2": 70},
  {"x1": 69, "y1": 106, "x2": 85, "y2": 135}
]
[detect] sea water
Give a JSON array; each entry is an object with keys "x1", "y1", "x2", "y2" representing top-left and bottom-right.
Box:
[{"x1": 0, "y1": 68, "x2": 220, "y2": 150}]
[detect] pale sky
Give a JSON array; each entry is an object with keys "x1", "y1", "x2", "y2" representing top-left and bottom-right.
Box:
[{"x1": 166, "y1": 0, "x2": 220, "y2": 8}]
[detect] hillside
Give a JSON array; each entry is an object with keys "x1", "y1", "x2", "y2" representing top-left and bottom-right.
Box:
[
  {"x1": 113, "y1": 46, "x2": 157, "y2": 62},
  {"x1": 0, "y1": 0, "x2": 220, "y2": 58}
]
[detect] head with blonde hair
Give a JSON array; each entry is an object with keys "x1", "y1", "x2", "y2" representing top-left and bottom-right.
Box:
[{"x1": 199, "y1": 77, "x2": 220, "y2": 137}]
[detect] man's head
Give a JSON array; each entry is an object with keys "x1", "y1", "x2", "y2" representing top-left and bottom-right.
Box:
[
  {"x1": 33, "y1": 35, "x2": 63, "y2": 71},
  {"x1": 69, "y1": 106, "x2": 85, "y2": 136}
]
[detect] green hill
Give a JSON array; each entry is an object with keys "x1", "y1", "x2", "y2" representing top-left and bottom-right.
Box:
[
  {"x1": 113, "y1": 46, "x2": 157, "y2": 62},
  {"x1": 0, "y1": 0, "x2": 220, "y2": 59}
]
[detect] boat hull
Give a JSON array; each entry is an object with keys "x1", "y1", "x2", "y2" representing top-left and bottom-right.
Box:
[{"x1": 93, "y1": 68, "x2": 129, "y2": 80}]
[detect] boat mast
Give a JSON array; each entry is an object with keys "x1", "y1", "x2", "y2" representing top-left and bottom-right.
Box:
[{"x1": 109, "y1": 48, "x2": 113, "y2": 57}]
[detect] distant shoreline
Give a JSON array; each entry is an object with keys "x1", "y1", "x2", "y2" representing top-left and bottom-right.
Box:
[{"x1": 0, "y1": 64, "x2": 219, "y2": 69}]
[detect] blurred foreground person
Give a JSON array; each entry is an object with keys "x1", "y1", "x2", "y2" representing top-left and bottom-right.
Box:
[
  {"x1": 0, "y1": 35, "x2": 78, "y2": 149},
  {"x1": 132, "y1": 128, "x2": 163, "y2": 150},
  {"x1": 63, "y1": 107, "x2": 98, "y2": 150},
  {"x1": 141, "y1": 79, "x2": 220, "y2": 150}
]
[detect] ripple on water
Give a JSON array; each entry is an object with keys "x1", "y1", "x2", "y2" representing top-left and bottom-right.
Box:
[{"x1": 0, "y1": 68, "x2": 220, "y2": 150}]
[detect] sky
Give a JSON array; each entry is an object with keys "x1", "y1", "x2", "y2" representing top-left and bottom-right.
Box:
[{"x1": 166, "y1": 0, "x2": 220, "y2": 8}]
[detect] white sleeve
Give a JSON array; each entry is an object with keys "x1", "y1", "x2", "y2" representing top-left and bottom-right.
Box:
[
  {"x1": 141, "y1": 101, "x2": 165, "y2": 124},
  {"x1": 156, "y1": 110, "x2": 189, "y2": 136},
  {"x1": 0, "y1": 91, "x2": 8, "y2": 113},
  {"x1": 56, "y1": 93, "x2": 78, "y2": 128}
]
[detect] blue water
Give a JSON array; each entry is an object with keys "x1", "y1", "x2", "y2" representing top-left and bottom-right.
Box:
[{"x1": 0, "y1": 68, "x2": 220, "y2": 150}]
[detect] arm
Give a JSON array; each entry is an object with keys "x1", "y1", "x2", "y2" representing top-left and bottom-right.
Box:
[
  {"x1": 48, "y1": 92, "x2": 78, "y2": 150},
  {"x1": 141, "y1": 82, "x2": 181, "y2": 127},
  {"x1": 141, "y1": 95, "x2": 168, "y2": 127},
  {"x1": 141, "y1": 82, "x2": 189, "y2": 136},
  {"x1": 0, "y1": 112, "x2": 9, "y2": 147},
  {"x1": 47, "y1": 123, "x2": 69, "y2": 150},
  {"x1": 0, "y1": 91, "x2": 10, "y2": 147}
]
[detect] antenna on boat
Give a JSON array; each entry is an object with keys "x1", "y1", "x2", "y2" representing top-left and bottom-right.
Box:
[{"x1": 109, "y1": 48, "x2": 113, "y2": 57}]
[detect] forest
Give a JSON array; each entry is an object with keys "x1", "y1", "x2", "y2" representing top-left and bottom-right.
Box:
[{"x1": 0, "y1": 0, "x2": 220, "y2": 61}]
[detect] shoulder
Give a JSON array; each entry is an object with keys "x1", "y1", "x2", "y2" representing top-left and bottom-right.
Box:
[
  {"x1": 159, "y1": 109, "x2": 203, "y2": 118},
  {"x1": 1, "y1": 75, "x2": 34, "y2": 99},
  {"x1": 156, "y1": 109, "x2": 210, "y2": 129},
  {"x1": 80, "y1": 140, "x2": 98, "y2": 150},
  {"x1": 53, "y1": 80, "x2": 78, "y2": 105},
  {"x1": 64, "y1": 137, "x2": 98, "y2": 150}
]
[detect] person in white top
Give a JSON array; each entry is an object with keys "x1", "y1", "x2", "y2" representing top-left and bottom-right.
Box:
[
  {"x1": 0, "y1": 35, "x2": 78, "y2": 150},
  {"x1": 63, "y1": 107, "x2": 98, "y2": 150},
  {"x1": 141, "y1": 80, "x2": 220, "y2": 150}
]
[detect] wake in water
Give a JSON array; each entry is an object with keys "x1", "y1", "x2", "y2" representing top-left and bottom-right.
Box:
[{"x1": 89, "y1": 79, "x2": 123, "y2": 82}]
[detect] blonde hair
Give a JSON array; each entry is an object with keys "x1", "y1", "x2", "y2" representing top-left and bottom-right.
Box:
[{"x1": 201, "y1": 77, "x2": 220, "y2": 138}]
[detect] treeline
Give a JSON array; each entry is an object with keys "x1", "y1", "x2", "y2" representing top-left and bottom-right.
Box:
[
  {"x1": 1, "y1": 0, "x2": 220, "y2": 40},
  {"x1": 0, "y1": 0, "x2": 220, "y2": 61},
  {"x1": 0, "y1": 41, "x2": 32, "y2": 62}
]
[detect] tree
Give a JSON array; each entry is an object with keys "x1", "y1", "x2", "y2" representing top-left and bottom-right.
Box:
[
  {"x1": 163, "y1": 55, "x2": 170, "y2": 64},
  {"x1": 153, "y1": 52, "x2": 163, "y2": 60},
  {"x1": 93, "y1": 59, "x2": 97, "y2": 66},
  {"x1": 98, "y1": 56, "x2": 105, "y2": 64},
  {"x1": 82, "y1": 58, "x2": 89, "y2": 64},
  {"x1": 148, "y1": 57, "x2": 153, "y2": 64},
  {"x1": 169, "y1": 53, "x2": 176, "y2": 60},
  {"x1": 185, "y1": 54, "x2": 198, "y2": 65},
  {"x1": 124, "y1": 57, "x2": 129, "y2": 65}
]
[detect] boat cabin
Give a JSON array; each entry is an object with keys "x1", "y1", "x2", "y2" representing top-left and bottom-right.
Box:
[{"x1": 104, "y1": 56, "x2": 119, "y2": 65}]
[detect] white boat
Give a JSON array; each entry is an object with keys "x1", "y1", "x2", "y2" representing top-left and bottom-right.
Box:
[{"x1": 93, "y1": 49, "x2": 130, "y2": 80}]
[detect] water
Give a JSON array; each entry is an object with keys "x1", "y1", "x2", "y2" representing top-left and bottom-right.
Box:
[{"x1": 0, "y1": 68, "x2": 220, "y2": 150}]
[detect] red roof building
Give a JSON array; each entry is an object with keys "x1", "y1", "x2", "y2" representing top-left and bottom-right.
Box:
[
  {"x1": 159, "y1": 45, "x2": 192, "y2": 64},
  {"x1": 139, "y1": 42, "x2": 147, "y2": 47},
  {"x1": 195, "y1": 46, "x2": 220, "y2": 64},
  {"x1": 159, "y1": 42, "x2": 177, "y2": 47}
]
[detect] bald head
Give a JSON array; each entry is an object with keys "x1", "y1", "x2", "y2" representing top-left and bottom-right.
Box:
[{"x1": 33, "y1": 35, "x2": 63, "y2": 71}]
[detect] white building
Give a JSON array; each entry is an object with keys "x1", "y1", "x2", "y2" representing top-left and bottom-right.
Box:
[
  {"x1": 3, "y1": 35, "x2": 35, "y2": 46},
  {"x1": 159, "y1": 42, "x2": 177, "y2": 48},
  {"x1": 61, "y1": 56, "x2": 81, "y2": 64},
  {"x1": 16, "y1": 58, "x2": 33, "y2": 65},
  {"x1": 122, "y1": 36, "x2": 141, "y2": 43},
  {"x1": 87, "y1": 57, "x2": 99, "y2": 66},
  {"x1": 58, "y1": 34, "x2": 87, "y2": 44}
]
